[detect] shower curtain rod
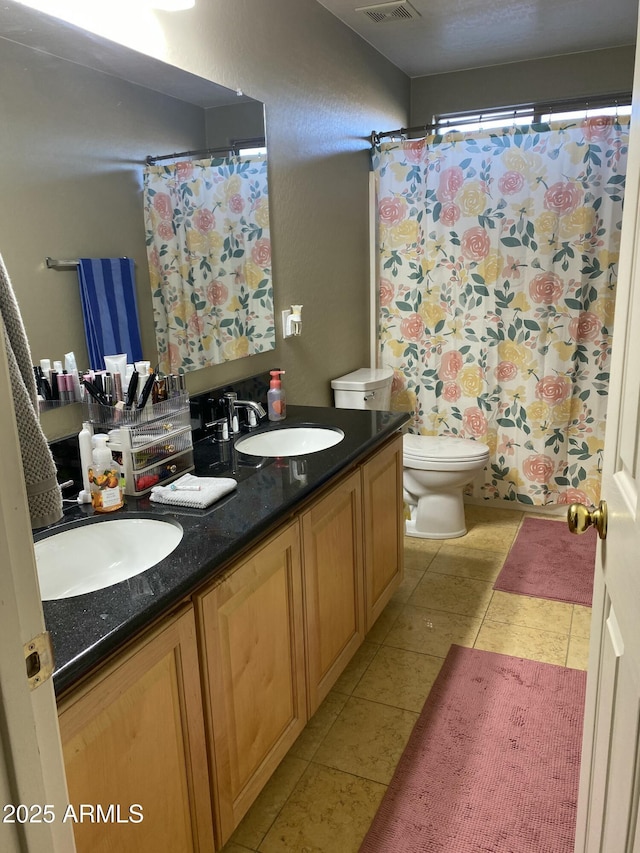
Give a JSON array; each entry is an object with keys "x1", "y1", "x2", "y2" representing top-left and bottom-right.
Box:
[
  {"x1": 370, "y1": 91, "x2": 632, "y2": 145},
  {"x1": 146, "y1": 145, "x2": 241, "y2": 164},
  {"x1": 146, "y1": 139, "x2": 265, "y2": 165}
]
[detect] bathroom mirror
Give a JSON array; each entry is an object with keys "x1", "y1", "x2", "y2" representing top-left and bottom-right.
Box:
[{"x1": 0, "y1": 2, "x2": 274, "y2": 390}]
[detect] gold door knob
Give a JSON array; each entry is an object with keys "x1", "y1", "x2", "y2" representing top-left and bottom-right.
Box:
[{"x1": 567, "y1": 500, "x2": 608, "y2": 540}]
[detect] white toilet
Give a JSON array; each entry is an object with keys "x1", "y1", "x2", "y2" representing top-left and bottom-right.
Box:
[
  {"x1": 403, "y1": 434, "x2": 490, "y2": 539},
  {"x1": 331, "y1": 368, "x2": 489, "y2": 539}
]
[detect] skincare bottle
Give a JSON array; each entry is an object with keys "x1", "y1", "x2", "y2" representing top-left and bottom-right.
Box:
[
  {"x1": 90, "y1": 435, "x2": 124, "y2": 512},
  {"x1": 78, "y1": 422, "x2": 93, "y2": 496},
  {"x1": 267, "y1": 369, "x2": 286, "y2": 421}
]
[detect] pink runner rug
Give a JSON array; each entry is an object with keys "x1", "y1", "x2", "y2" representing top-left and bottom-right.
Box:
[
  {"x1": 493, "y1": 516, "x2": 596, "y2": 606},
  {"x1": 359, "y1": 645, "x2": 586, "y2": 853}
]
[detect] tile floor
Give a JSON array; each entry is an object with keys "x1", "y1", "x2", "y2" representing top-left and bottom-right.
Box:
[{"x1": 222, "y1": 505, "x2": 591, "y2": 853}]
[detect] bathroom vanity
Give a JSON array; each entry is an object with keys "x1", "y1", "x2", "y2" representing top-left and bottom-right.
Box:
[{"x1": 48, "y1": 405, "x2": 408, "y2": 851}]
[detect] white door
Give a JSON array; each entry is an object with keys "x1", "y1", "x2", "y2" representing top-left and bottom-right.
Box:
[
  {"x1": 0, "y1": 325, "x2": 75, "y2": 850},
  {"x1": 574, "y1": 23, "x2": 640, "y2": 852}
]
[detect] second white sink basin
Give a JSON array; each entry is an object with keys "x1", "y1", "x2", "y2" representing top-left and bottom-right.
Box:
[
  {"x1": 235, "y1": 425, "x2": 344, "y2": 457},
  {"x1": 35, "y1": 517, "x2": 183, "y2": 600}
]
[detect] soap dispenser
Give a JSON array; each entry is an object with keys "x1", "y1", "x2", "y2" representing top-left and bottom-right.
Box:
[
  {"x1": 267, "y1": 370, "x2": 286, "y2": 421},
  {"x1": 90, "y1": 435, "x2": 124, "y2": 512}
]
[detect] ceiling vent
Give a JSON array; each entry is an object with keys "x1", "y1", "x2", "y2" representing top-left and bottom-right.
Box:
[{"x1": 355, "y1": 0, "x2": 421, "y2": 23}]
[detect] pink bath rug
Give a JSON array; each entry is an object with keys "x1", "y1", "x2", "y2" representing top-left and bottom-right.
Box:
[
  {"x1": 493, "y1": 516, "x2": 596, "y2": 606},
  {"x1": 359, "y1": 645, "x2": 586, "y2": 853}
]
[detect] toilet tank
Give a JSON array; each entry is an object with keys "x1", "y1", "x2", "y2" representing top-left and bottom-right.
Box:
[{"x1": 331, "y1": 367, "x2": 393, "y2": 411}]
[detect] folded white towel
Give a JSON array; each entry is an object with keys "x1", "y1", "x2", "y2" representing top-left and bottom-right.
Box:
[{"x1": 149, "y1": 473, "x2": 237, "y2": 509}]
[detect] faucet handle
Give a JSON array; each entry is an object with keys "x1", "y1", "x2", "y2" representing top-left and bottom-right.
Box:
[{"x1": 204, "y1": 416, "x2": 230, "y2": 442}]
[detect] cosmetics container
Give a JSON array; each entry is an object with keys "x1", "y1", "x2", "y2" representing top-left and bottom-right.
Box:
[{"x1": 50, "y1": 371, "x2": 59, "y2": 401}]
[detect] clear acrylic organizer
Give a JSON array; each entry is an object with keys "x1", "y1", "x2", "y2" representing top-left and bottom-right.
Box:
[{"x1": 84, "y1": 393, "x2": 194, "y2": 496}]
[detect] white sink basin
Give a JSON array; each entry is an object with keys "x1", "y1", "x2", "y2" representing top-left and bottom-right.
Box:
[
  {"x1": 35, "y1": 517, "x2": 183, "y2": 600},
  {"x1": 235, "y1": 425, "x2": 344, "y2": 457}
]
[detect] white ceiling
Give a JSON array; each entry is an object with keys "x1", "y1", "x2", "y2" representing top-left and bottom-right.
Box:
[{"x1": 315, "y1": 0, "x2": 638, "y2": 78}]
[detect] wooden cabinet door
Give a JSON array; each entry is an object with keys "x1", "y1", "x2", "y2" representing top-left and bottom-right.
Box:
[
  {"x1": 58, "y1": 604, "x2": 214, "y2": 853},
  {"x1": 302, "y1": 470, "x2": 364, "y2": 715},
  {"x1": 197, "y1": 521, "x2": 306, "y2": 846},
  {"x1": 362, "y1": 433, "x2": 404, "y2": 631}
]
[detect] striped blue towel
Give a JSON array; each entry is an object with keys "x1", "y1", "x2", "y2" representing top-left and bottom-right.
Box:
[{"x1": 78, "y1": 258, "x2": 143, "y2": 370}]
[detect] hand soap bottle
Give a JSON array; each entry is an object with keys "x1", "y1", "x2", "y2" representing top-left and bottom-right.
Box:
[
  {"x1": 267, "y1": 369, "x2": 286, "y2": 422},
  {"x1": 90, "y1": 435, "x2": 124, "y2": 512}
]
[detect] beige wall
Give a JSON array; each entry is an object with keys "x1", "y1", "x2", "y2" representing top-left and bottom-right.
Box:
[
  {"x1": 411, "y1": 46, "x2": 636, "y2": 125},
  {"x1": 0, "y1": 0, "x2": 409, "y2": 440}
]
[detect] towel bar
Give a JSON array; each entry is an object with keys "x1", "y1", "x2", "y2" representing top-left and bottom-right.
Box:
[
  {"x1": 45, "y1": 257, "x2": 130, "y2": 270},
  {"x1": 45, "y1": 257, "x2": 78, "y2": 269}
]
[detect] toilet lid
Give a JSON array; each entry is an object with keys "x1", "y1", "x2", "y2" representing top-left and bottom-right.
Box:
[
  {"x1": 331, "y1": 367, "x2": 393, "y2": 391},
  {"x1": 403, "y1": 433, "x2": 489, "y2": 463}
]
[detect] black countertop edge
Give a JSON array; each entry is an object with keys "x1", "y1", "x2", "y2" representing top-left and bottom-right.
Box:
[{"x1": 45, "y1": 405, "x2": 409, "y2": 696}]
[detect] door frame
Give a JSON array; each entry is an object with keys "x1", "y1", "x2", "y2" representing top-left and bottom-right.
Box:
[{"x1": 0, "y1": 324, "x2": 75, "y2": 851}]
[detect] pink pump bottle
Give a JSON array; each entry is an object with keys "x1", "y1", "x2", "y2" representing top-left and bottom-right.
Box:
[{"x1": 267, "y1": 370, "x2": 286, "y2": 421}]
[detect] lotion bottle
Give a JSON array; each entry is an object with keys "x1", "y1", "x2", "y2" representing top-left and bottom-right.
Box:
[
  {"x1": 90, "y1": 435, "x2": 124, "y2": 512},
  {"x1": 267, "y1": 369, "x2": 286, "y2": 421},
  {"x1": 78, "y1": 421, "x2": 94, "y2": 500}
]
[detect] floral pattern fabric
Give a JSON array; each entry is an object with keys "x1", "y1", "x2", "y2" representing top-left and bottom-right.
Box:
[
  {"x1": 374, "y1": 118, "x2": 629, "y2": 506},
  {"x1": 143, "y1": 153, "x2": 274, "y2": 375}
]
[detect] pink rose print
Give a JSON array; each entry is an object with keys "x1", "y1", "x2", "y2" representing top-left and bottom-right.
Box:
[
  {"x1": 440, "y1": 202, "x2": 461, "y2": 227},
  {"x1": 543, "y1": 181, "x2": 583, "y2": 215},
  {"x1": 462, "y1": 406, "x2": 488, "y2": 437},
  {"x1": 176, "y1": 161, "x2": 194, "y2": 181},
  {"x1": 437, "y1": 166, "x2": 464, "y2": 202},
  {"x1": 379, "y1": 196, "x2": 407, "y2": 226},
  {"x1": 229, "y1": 193, "x2": 245, "y2": 214},
  {"x1": 168, "y1": 342, "x2": 181, "y2": 371},
  {"x1": 498, "y1": 171, "x2": 525, "y2": 195},
  {"x1": 584, "y1": 116, "x2": 613, "y2": 142},
  {"x1": 207, "y1": 280, "x2": 228, "y2": 306},
  {"x1": 495, "y1": 361, "x2": 518, "y2": 382},
  {"x1": 523, "y1": 454, "x2": 555, "y2": 483},
  {"x1": 439, "y1": 350, "x2": 463, "y2": 380},
  {"x1": 404, "y1": 140, "x2": 425, "y2": 164},
  {"x1": 400, "y1": 313, "x2": 425, "y2": 342},
  {"x1": 251, "y1": 238, "x2": 271, "y2": 268},
  {"x1": 379, "y1": 278, "x2": 394, "y2": 307},
  {"x1": 535, "y1": 375, "x2": 571, "y2": 405},
  {"x1": 149, "y1": 246, "x2": 161, "y2": 272},
  {"x1": 157, "y1": 222, "x2": 174, "y2": 241},
  {"x1": 442, "y1": 381, "x2": 462, "y2": 402},
  {"x1": 188, "y1": 313, "x2": 205, "y2": 335},
  {"x1": 153, "y1": 192, "x2": 173, "y2": 220},
  {"x1": 391, "y1": 372, "x2": 405, "y2": 394},
  {"x1": 557, "y1": 488, "x2": 589, "y2": 506},
  {"x1": 568, "y1": 311, "x2": 601, "y2": 342},
  {"x1": 460, "y1": 226, "x2": 491, "y2": 261},
  {"x1": 193, "y1": 208, "x2": 215, "y2": 233},
  {"x1": 528, "y1": 271, "x2": 564, "y2": 304}
]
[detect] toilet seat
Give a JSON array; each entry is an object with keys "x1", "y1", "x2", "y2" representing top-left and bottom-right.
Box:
[{"x1": 403, "y1": 434, "x2": 489, "y2": 471}]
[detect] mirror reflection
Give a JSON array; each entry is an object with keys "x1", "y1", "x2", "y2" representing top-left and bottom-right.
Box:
[{"x1": 0, "y1": 26, "x2": 274, "y2": 386}]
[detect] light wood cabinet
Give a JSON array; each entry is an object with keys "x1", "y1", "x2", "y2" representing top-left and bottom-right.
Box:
[
  {"x1": 301, "y1": 470, "x2": 365, "y2": 715},
  {"x1": 57, "y1": 432, "x2": 405, "y2": 851},
  {"x1": 195, "y1": 521, "x2": 307, "y2": 846},
  {"x1": 362, "y1": 433, "x2": 404, "y2": 630},
  {"x1": 58, "y1": 604, "x2": 214, "y2": 853}
]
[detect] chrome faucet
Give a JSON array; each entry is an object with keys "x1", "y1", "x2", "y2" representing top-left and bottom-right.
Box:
[
  {"x1": 207, "y1": 392, "x2": 266, "y2": 441},
  {"x1": 234, "y1": 397, "x2": 267, "y2": 429}
]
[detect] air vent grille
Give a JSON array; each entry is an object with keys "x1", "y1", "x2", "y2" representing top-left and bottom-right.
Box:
[{"x1": 356, "y1": 1, "x2": 420, "y2": 23}]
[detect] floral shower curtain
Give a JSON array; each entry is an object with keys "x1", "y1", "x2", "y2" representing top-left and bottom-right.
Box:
[
  {"x1": 143, "y1": 153, "x2": 274, "y2": 375},
  {"x1": 374, "y1": 117, "x2": 629, "y2": 506}
]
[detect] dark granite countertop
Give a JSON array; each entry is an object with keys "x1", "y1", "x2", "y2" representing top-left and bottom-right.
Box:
[{"x1": 42, "y1": 405, "x2": 408, "y2": 695}]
